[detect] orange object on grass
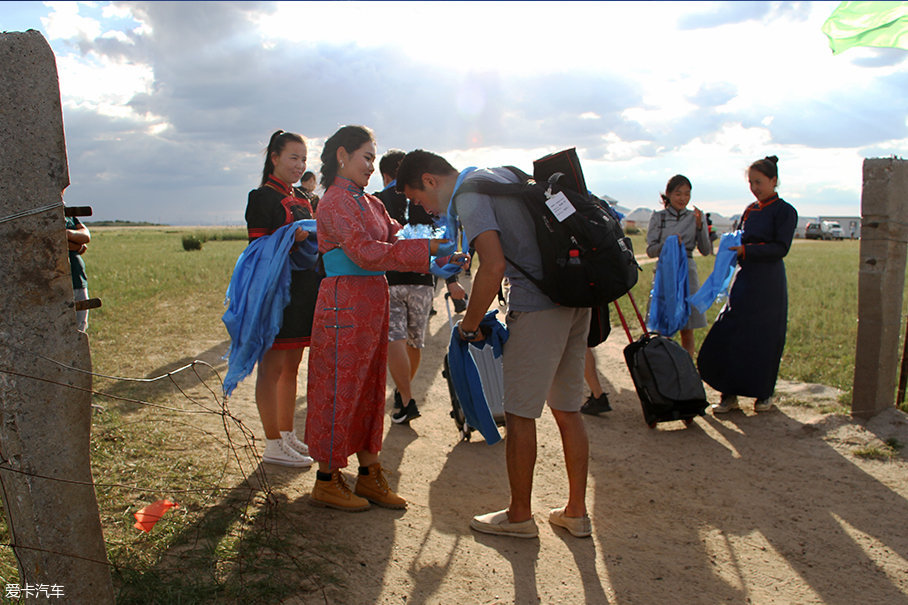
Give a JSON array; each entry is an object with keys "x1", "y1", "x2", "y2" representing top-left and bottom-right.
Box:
[{"x1": 133, "y1": 499, "x2": 178, "y2": 532}]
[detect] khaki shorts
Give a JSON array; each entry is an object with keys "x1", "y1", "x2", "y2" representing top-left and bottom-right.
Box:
[
  {"x1": 503, "y1": 306, "x2": 591, "y2": 418},
  {"x1": 388, "y1": 284, "x2": 434, "y2": 347}
]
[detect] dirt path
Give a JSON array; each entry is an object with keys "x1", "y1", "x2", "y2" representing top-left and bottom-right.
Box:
[{"x1": 219, "y1": 286, "x2": 908, "y2": 604}]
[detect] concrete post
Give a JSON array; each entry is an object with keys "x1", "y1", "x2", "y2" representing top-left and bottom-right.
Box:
[
  {"x1": 852, "y1": 158, "x2": 908, "y2": 420},
  {"x1": 0, "y1": 30, "x2": 115, "y2": 602}
]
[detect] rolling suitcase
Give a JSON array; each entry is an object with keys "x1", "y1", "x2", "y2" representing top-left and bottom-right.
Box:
[
  {"x1": 613, "y1": 292, "x2": 708, "y2": 428},
  {"x1": 441, "y1": 293, "x2": 507, "y2": 442}
]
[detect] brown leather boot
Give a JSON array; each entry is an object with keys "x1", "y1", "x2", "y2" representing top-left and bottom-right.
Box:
[
  {"x1": 310, "y1": 471, "x2": 370, "y2": 512},
  {"x1": 354, "y1": 463, "x2": 407, "y2": 509}
]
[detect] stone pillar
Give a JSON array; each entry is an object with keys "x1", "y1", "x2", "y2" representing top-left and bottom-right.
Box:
[
  {"x1": 852, "y1": 158, "x2": 908, "y2": 419},
  {"x1": 0, "y1": 30, "x2": 115, "y2": 602}
]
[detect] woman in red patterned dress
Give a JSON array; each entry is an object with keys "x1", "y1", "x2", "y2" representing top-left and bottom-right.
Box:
[{"x1": 305, "y1": 126, "x2": 453, "y2": 511}]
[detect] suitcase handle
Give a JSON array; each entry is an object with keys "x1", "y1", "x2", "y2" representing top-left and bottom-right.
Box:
[{"x1": 612, "y1": 291, "x2": 649, "y2": 344}]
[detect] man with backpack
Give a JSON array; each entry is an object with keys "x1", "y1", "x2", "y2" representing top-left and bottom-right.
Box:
[{"x1": 396, "y1": 150, "x2": 593, "y2": 539}]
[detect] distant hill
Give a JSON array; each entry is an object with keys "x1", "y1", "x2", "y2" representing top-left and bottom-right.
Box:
[{"x1": 85, "y1": 220, "x2": 165, "y2": 227}]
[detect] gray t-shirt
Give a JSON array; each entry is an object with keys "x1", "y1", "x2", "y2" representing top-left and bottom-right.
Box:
[{"x1": 454, "y1": 167, "x2": 556, "y2": 312}]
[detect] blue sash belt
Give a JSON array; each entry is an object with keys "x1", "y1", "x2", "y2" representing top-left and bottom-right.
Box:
[{"x1": 323, "y1": 248, "x2": 384, "y2": 277}]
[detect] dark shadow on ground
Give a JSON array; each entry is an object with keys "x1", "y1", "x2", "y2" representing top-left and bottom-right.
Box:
[{"x1": 587, "y1": 379, "x2": 908, "y2": 604}]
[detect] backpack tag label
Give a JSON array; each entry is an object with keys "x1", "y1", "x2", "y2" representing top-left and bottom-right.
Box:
[{"x1": 545, "y1": 191, "x2": 576, "y2": 222}]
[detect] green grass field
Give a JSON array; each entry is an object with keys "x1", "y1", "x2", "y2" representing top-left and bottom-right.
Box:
[
  {"x1": 89, "y1": 228, "x2": 889, "y2": 408},
  {"x1": 0, "y1": 226, "x2": 904, "y2": 601}
]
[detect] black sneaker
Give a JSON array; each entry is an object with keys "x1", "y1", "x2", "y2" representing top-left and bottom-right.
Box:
[
  {"x1": 580, "y1": 393, "x2": 612, "y2": 415},
  {"x1": 392, "y1": 390, "x2": 403, "y2": 410},
  {"x1": 392, "y1": 400, "x2": 421, "y2": 424}
]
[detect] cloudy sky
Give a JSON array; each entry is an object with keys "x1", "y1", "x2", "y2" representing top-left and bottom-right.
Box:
[{"x1": 2, "y1": 1, "x2": 906, "y2": 224}]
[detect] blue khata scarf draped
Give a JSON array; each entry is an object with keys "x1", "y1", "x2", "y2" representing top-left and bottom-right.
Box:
[
  {"x1": 221, "y1": 219, "x2": 318, "y2": 397},
  {"x1": 647, "y1": 234, "x2": 690, "y2": 337},
  {"x1": 688, "y1": 230, "x2": 742, "y2": 314}
]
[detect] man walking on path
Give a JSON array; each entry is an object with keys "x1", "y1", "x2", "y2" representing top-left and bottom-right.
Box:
[{"x1": 396, "y1": 150, "x2": 592, "y2": 539}]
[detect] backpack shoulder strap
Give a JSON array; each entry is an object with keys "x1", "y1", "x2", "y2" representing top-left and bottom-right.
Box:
[
  {"x1": 452, "y1": 166, "x2": 533, "y2": 198},
  {"x1": 503, "y1": 165, "x2": 532, "y2": 182},
  {"x1": 450, "y1": 166, "x2": 549, "y2": 296}
]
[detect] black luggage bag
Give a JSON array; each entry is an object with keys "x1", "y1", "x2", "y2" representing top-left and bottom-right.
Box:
[{"x1": 613, "y1": 292, "x2": 708, "y2": 428}]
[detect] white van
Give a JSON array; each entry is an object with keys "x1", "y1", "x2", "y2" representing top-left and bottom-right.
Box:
[{"x1": 823, "y1": 221, "x2": 844, "y2": 240}]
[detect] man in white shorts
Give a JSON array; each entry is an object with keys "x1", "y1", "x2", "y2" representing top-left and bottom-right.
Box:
[{"x1": 396, "y1": 150, "x2": 593, "y2": 539}]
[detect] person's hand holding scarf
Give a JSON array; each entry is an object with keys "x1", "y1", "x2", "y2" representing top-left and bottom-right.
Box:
[{"x1": 430, "y1": 252, "x2": 469, "y2": 279}]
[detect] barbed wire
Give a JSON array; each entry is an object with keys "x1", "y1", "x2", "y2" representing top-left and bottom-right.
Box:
[
  {"x1": 2, "y1": 339, "x2": 222, "y2": 386},
  {"x1": 0, "y1": 349, "x2": 269, "y2": 489},
  {"x1": 0, "y1": 342, "x2": 336, "y2": 596},
  {"x1": 0, "y1": 202, "x2": 62, "y2": 225},
  {"x1": 0, "y1": 345, "x2": 275, "y2": 495},
  {"x1": 0, "y1": 340, "x2": 229, "y2": 416},
  {"x1": 0, "y1": 366, "x2": 218, "y2": 415}
]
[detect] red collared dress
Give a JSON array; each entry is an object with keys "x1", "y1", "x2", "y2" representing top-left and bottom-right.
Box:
[
  {"x1": 697, "y1": 194, "x2": 798, "y2": 400},
  {"x1": 305, "y1": 177, "x2": 430, "y2": 469},
  {"x1": 245, "y1": 175, "x2": 321, "y2": 349}
]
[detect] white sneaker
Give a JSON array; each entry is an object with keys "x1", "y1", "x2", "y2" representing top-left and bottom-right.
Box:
[
  {"x1": 262, "y1": 438, "x2": 313, "y2": 467},
  {"x1": 281, "y1": 431, "x2": 309, "y2": 455},
  {"x1": 712, "y1": 394, "x2": 740, "y2": 414},
  {"x1": 754, "y1": 398, "x2": 774, "y2": 412}
]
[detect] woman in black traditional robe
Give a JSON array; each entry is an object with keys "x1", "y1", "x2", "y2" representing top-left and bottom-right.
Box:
[{"x1": 697, "y1": 156, "x2": 798, "y2": 414}]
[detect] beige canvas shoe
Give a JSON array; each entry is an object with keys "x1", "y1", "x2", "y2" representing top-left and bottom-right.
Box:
[
  {"x1": 470, "y1": 509, "x2": 539, "y2": 538},
  {"x1": 549, "y1": 507, "x2": 592, "y2": 538}
]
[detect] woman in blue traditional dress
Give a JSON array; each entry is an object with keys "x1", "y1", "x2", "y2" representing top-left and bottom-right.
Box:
[{"x1": 697, "y1": 156, "x2": 798, "y2": 414}]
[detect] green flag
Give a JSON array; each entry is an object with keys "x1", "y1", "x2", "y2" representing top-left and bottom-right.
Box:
[{"x1": 822, "y1": 1, "x2": 908, "y2": 54}]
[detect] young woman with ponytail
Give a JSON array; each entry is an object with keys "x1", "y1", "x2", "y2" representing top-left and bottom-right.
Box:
[{"x1": 245, "y1": 130, "x2": 321, "y2": 467}]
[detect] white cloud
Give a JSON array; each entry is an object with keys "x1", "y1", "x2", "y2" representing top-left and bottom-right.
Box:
[
  {"x1": 56, "y1": 53, "x2": 154, "y2": 119},
  {"x1": 43, "y1": 1, "x2": 102, "y2": 39},
  {"x1": 99, "y1": 29, "x2": 132, "y2": 44},
  {"x1": 21, "y1": 0, "x2": 907, "y2": 223}
]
